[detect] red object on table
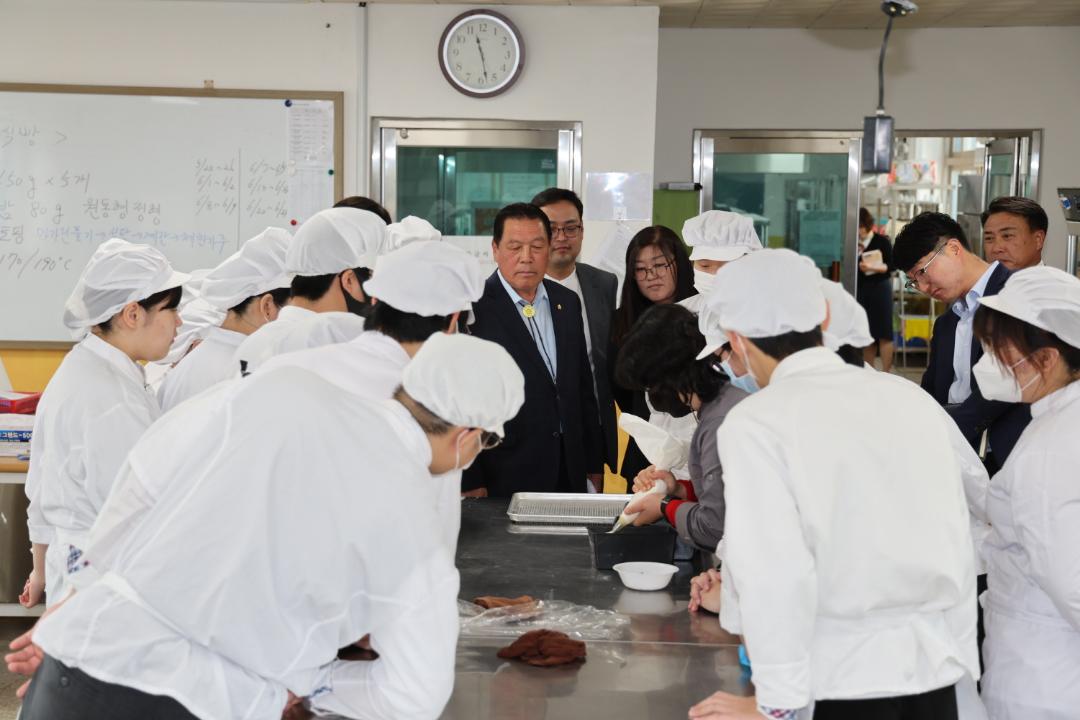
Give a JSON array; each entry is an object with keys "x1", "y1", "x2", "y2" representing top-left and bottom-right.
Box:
[{"x1": 0, "y1": 391, "x2": 41, "y2": 415}]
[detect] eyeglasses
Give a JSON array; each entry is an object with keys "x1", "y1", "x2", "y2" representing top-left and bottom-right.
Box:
[
  {"x1": 479, "y1": 431, "x2": 502, "y2": 450},
  {"x1": 904, "y1": 242, "x2": 948, "y2": 292},
  {"x1": 551, "y1": 223, "x2": 582, "y2": 239},
  {"x1": 633, "y1": 261, "x2": 673, "y2": 280}
]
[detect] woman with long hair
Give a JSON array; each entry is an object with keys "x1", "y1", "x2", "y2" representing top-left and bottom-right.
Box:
[{"x1": 609, "y1": 225, "x2": 695, "y2": 483}]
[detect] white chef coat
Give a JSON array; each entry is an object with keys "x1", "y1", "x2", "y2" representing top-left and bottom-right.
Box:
[
  {"x1": 234, "y1": 306, "x2": 366, "y2": 375},
  {"x1": 715, "y1": 347, "x2": 979, "y2": 711},
  {"x1": 260, "y1": 331, "x2": 463, "y2": 552},
  {"x1": 678, "y1": 293, "x2": 706, "y2": 315},
  {"x1": 157, "y1": 326, "x2": 245, "y2": 412},
  {"x1": 980, "y1": 379, "x2": 1080, "y2": 720},
  {"x1": 34, "y1": 365, "x2": 460, "y2": 720},
  {"x1": 233, "y1": 304, "x2": 316, "y2": 374},
  {"x1": 24, "y1": 333, "x2": 160, "y2": 606}
]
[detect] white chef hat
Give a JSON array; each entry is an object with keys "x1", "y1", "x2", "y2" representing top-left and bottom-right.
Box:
[
  {"x1": 695, "y1": 301, "x2": 729, "y2": 360},
  {"x1": 383, "y1": 216, "x2": 442, "y2": 254},
  {"x1": 708, "y1": 248, "x2": 826, "y2": 338},
  {"x1": 819, "y1": 278, "x2": 873, "y2": 351},
  {"x1": 286, "y1": 208, "x2": 386, "y2": 276},
  {"x1": 978, "y1": 266, "x2": 1080, "y2": 349},
  {"x1": 363, "y1": 241, "x2": 484, "y2": 317},
  {"x1": 200, "y1": 227, "x2": 294, "y2": 312},
  {"x1": 682, "y1": 211, "x2": 763, "y2": 262},
  {"x1": 403, "y1": 332, "x2": 525, "y2": 436},
  {"x1": 63, "y1": 238, "x2": 189, "y2": 339}
]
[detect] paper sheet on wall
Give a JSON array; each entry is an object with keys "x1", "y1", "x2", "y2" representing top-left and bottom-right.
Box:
[
  {"x1": 286, "y1": 100, "x2": 334, "y2": 227},
  {"x1": 583, "y1": 172, "x2": 653, "y2": 222}
]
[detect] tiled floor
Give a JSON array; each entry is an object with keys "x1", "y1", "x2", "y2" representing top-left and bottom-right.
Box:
[{"x1": 0, "y1": 618, "x2": 34, "y2": 720}]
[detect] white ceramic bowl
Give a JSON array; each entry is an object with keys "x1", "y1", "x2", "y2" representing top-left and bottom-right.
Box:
[{"x1": 612, "y1": 562, "x2": 679, "y2": 591}]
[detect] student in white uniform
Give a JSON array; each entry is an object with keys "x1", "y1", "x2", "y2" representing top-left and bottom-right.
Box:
[
  {"x1": 157, "y1": 227, "x2": 292, "y2": 411},
  {"x1": 234, "y1": 207, "x2": 386, "y2": 373},
  {"x1": 143, "y1": 272, "x2": 223, "y2": 393},
  {"x1": 969, "y1": 266, "x2": 1080, "y2": 720},
  {"x1": 686, "y1": 249, "x2": 981, "y2": 720},
  {"x1": 261, "y1": 239, "x2": 484, "y2": 550},
  {"x1": 20, "y1": 239, "x2": 185, "y2": 608},
  {"x1": 818, "y1": 277, "x2": 874, "y2": 367},
  {"x1": 679, "y1": 210, "x2": 763, "y2": 315},
  {"x1": 12, "y1": 333, "x2": 524, "y2": 720}
]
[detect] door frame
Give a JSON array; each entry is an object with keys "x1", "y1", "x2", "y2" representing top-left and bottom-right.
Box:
[
  {"x1": 692, "y1": 130, "x2": 862, "y2": 292},
  {"x1": 370, "y1": 117, "x2": 582, "y2": 224}
]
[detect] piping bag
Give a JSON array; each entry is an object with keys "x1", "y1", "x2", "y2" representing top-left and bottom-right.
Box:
[{"x1": 609, "y1": 413, "x2": 691, "y2": 533}]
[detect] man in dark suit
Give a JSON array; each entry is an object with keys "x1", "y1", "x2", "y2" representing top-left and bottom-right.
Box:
[
  {"x1": 463, "y1": 203, "x2": 604, "y2": 498},
  {"x1": 894, "y1": 212, "x2": 1031, "y2": 472},
  {"x1": 532, "y1": 188, "x2": 619, "y2": 477}
]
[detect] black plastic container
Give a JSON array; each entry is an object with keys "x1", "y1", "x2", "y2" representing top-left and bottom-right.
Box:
[{"x1": 587, "y1": 524, "x2": 677, "y2": 570}]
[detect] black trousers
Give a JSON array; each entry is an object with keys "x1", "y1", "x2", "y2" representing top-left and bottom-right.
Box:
[
  {"x1": 20, "y1": 654, "x2": 198, "y2": 720},
  {"x1": 813, "y1": 684, "x2": 957, "y2": 720}
]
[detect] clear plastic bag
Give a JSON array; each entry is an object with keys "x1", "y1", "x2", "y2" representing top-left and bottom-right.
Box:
[{"x1": 458, "y1": 599, "x2": 631, "y2": 640}]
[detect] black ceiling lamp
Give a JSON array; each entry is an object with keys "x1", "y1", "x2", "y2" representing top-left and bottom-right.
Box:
[{"x1": 863, "y1": 1, "x2": 919, "y2": 174}]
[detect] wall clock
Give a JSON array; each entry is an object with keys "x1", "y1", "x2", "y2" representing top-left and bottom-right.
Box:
[{"x1": 438, "y1": 10, "x2": 524, "y2": 98}]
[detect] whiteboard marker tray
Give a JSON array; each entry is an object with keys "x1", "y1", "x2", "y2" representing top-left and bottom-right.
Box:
[{"x1": 507, "y1": 492, "x2": 633, "y2": 525}]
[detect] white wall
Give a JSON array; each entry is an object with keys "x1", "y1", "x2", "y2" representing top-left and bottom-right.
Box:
[
  {"x1": 655, "y1": 26, "x2": 1080, "y2": 269},
  {"x1": 366, "y1": 4, "x2": 660, "y2": 262},
  {"x1": 0, "y1": 0, "x2": 363, "y2": 192}
]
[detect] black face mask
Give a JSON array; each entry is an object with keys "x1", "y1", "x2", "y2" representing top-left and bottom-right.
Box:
[
  {"x1": 340, "y1": 273, "x2": 374, "y2": 319},
  {"x1": 647, "y1": 386, "x2": 692, "y2": 418}
]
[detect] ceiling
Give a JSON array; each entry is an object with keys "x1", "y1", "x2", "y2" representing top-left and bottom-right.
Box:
[{"x1": 183, "y1": 0, "x2": 1080, "y2": 29}]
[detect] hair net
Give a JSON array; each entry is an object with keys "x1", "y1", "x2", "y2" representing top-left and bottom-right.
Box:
[
  {"x1": 402, "y1": 333, "x2": 525, "y2": 436},
  {"x1": 695, "y1": 300, "x2": 729, "y2": 360},
  {"x1": 708, "y1": 248, "x2": 826, "y2": 338},
  {"x1": 383, "y1": 216, "x2": 442, "y2": 254},
  {"x1": 63, "y1": 238, "x2": 188, "y2": 339},
  {"x1": 979, "y1": 266, "x2": 1080, "y2": 349},
  {"x1": 200, "y1": 227, "x2": 294, "y2": 311},
  {"x1": 363, "y1": 241, "x2": 484, "y2": 317},
  {"x1": 683, "y1": 211, "x2": 763, "y2": 262},
  {"x1": 286, "y1": 208, "x2": 386, "y2": 276},
  {"x1": 819, "y1": 278, "x2": 873, "y2": 351}
]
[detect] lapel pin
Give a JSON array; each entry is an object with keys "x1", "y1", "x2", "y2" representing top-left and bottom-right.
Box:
[{"x1": 557, "y1": 304, "x2": 562, "y2": 311}]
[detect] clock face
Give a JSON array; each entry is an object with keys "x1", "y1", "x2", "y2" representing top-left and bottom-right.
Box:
[{"x1": 439, "y1": 11, "x2": 524, "y2": 98}]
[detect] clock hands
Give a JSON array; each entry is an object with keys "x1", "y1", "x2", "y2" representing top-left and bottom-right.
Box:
[{"x1": 475, "y1": 36, "x2": 489, "y2": 82}]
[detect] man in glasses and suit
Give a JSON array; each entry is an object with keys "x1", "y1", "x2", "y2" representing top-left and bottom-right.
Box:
[{"x1": 893, "y1": 211, "x2": 1030, "y2": 473}]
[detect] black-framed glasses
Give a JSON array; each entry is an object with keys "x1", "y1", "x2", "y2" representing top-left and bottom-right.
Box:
[
  {"x1": 904, "y1": 242, "x2": 948, "y2": 292},
  {"x1": 633, "y1": 261, "x2": 673, "y2": 280},
  {"x1": 551, "y1": 223, "x2": 582, "y2": 239},
  {"x1": 479, "y1": 431, "x2": 502, "y2": 450}
]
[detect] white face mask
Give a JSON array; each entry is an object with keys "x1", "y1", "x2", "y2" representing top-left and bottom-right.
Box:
[
  {"x1": 972, "y1": 350, "x2": 1038, "y2": 403},
  {"x1": 693, "y1": 268, "x2": 716, "y2": 296},
  {"x1": 453, "y1": 430, "x2": 481, "y2": 472}
]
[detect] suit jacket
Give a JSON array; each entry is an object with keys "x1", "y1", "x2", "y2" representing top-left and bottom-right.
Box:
[
  {"x1": 921, "y1": 262, "x2": 1031, "y2": 465},
  {"x1": 575, "y1": 262, "x2": 619, "y2": 470},
  {"x1": 463, "y1": 272, "x2": 604, "y2": 497}
]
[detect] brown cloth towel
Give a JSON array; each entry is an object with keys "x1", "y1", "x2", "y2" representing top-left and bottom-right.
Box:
[
  {"x1": 497, "y1": 629, "x2": 587, "y2": 667},
  {"x1": 473, "y1": 595, "x2": 536, "y2": 609}
]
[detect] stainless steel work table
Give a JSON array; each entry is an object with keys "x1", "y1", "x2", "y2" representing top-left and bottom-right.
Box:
[{"x1": 436, "y1": 498, "x2": 751, "y2": 720}]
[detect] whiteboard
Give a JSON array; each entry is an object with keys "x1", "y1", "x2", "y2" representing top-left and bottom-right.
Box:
[{"x1": 0, "y1": 85, "x2": 342, "y2": 343}]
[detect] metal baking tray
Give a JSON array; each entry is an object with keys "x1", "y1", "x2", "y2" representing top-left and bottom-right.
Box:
[
  {"x1": 507, "y1": 492, "x2": 633, "y2": 525},
  {"x1": 506, "y1": 524, "x2": 589, "y2": 536}
]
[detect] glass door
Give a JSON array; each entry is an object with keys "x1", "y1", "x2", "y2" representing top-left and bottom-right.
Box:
[
  {"x1": 694, "y1": 131, "x2": 861, "y2": 292},
  {"x1": 371, "y1": 119, "x2": 581, "y2": 237}
]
